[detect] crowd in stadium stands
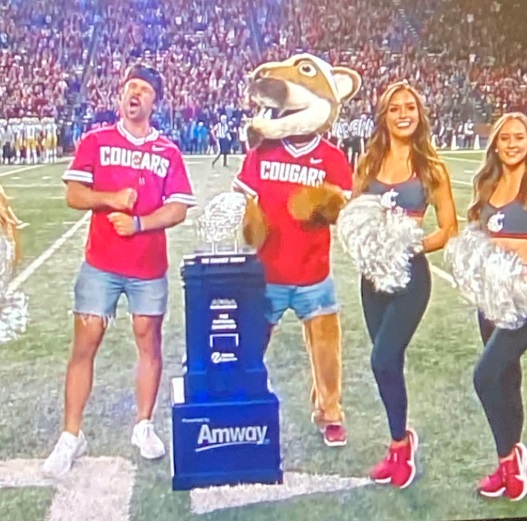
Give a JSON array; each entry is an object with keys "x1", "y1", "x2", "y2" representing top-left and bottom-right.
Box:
[
  {"x1": 0, "y1": 0, "x2": 97, "y2": 120},
  {"x1": 401, "y1": 0, "x2": 527, "y2": 117},
  {"x1": 0, "y1": 0, "x2": 525, "y2": 157}
]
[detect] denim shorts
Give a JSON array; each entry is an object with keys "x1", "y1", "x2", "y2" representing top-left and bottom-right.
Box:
[
  {"x1": 265, "y1": 275, "x2": 341, "y2": 325},
  {"x1": 73, "y1": 262, "x2": 168, "y2": 318}
]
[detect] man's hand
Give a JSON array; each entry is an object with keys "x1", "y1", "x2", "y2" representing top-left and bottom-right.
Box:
[
  {"x1": 109, "y1": 188, "x2": 137, "y2": 211},
  {"x1": 108, "y1": 212, "x2": 136, "y2": 236}
]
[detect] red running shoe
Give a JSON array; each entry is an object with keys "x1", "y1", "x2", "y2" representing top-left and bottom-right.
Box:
[
  {"x1": 370, "y1": 429, "x2": 419, "y2": 488},
  {"x1": 502, "y1": 443, "x2": 527, "y2": 501},
  {"x1": 322, "y1": 424, "x2": 347, "y2": 447},
  {"x1": 478, "y1": 466, "x2": 505, "y2": 498}
]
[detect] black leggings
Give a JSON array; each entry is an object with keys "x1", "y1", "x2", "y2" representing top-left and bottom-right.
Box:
[
  {"x1": 474, "y1": 312, "x2": 527, "y2": 457},
  {"x1": 360, "y1": 254, "x2": 431, "y2": 441}
]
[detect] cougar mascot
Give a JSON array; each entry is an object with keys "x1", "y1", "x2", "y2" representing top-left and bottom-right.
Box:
[{"x1": 233, "y1": 54, "x2": 362, "y2": 446}]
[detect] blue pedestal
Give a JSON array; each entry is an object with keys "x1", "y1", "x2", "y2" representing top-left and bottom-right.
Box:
[
  {"x1": 171, "y1": 378, "x2": 283, "y2": 490},
  {"x1": 180, "y1": 252, "x2": 270, "y2": 402},
  {"x1": 171, "y1": 252, "x2": 282, "y2": 490}
]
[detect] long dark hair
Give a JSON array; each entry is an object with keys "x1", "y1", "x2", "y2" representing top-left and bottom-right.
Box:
[
  {"x1": 468, "y1": 112, "x2": 527, "y2": 223},
  {"x1": 356, "y1": 81, "x2": 444, "y2": 202}
]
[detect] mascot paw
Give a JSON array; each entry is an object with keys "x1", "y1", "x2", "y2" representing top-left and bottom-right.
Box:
[
  {"x1": 247, "y1": 124, "x2": 264, "y2": 149},
  {"x1": 242, "y1": 197, "x2": 268, "y2": 249},
  {"x1": 288, "y1": 183, "x2": 348, "y2": 226}
]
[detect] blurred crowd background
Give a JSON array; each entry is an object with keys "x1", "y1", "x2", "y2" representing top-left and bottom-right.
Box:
[{"x1": 0, "y1": 0, "x2": 525, "y2": 161}]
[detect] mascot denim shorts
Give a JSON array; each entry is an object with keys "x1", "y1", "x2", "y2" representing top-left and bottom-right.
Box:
[{"x1": 265, "y1": 275, "x2": 341, "y2": 325}]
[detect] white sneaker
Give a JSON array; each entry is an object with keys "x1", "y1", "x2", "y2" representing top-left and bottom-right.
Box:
[
  {"x1": 42, "y1": 431, "x2": 88, "y2": 478},
  {"x1": 131, "y1": 420, "x2": 166, "y2": 459}
]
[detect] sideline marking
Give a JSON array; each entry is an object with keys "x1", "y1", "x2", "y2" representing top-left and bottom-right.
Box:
[
  {"x1": 0, "y1": 457, "x2": 135, "y2": 521},
  {"x1": 0, "y1": 159, "x2": 69, "y2": 178},
  {"x1": 9, "y1": 213, "x2": 90, "y2": 291},
  {"x1": 451, "y1": 179, "x2": 472, "y2": 187},
  {"x1": 190, "y1": 471, "x2": 371, "y2": 515}
]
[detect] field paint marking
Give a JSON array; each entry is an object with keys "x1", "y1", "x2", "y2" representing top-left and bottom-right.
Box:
[
  {"x1": 190, "y1": 471, "x2": 371, "y2": 515},
  {"x1": 451, "y1": 179, "x2": 472, "y2": 187},
  {"x1": 0, "y1": 159, "x2": 69, "y2": 178},
  {"x1": 9, "y1": 213, "x2": 90, "y2": 291},
  {"x1": 439, "y1": 149, "x2": 483, "y2": 155},
  {"x1": 0, "y1": 457, "x2": 135, "y2": 521},
  {"x1": 430, "y1": 263, "x2": 455, "y2": 286},
  {"x1": 442, "y1": 157, "x2": 481, "y2": 164},
  {"x1": 3, "y1": 184, "x2": 63, "y2": 189}
]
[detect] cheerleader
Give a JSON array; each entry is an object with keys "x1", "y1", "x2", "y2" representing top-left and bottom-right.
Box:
[
  {"x1": 352, "y1": 81, "x2": 458, "y2": 488},
  {"x1": 466, "y1": 113, "x2": 527, "y2": 501}
]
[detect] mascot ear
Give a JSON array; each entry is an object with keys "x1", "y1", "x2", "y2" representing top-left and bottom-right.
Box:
[{"x1": 331, "y1": 67, "x2": 362, "y2": 103}]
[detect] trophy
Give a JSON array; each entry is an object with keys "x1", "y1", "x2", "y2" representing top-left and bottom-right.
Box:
[{"x1": 170, "y1": 193, "x2": 283, "y2": 490}]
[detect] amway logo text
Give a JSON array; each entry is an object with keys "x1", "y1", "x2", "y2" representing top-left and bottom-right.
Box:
[{"x1": 196, "y1": 424, "x2": 268, "y2": 452}]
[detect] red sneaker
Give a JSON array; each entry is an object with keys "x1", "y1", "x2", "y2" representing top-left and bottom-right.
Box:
[
  {"x1": 322, "y1": 424, "x2": 347, "y2": 447},
  {"x1": 502, "y1": 443, "x2": 527, "y2": 501},
  {"x1": 391, "y1": 429, "x2": 419, "y2": 489},
  {"x1": 370, "y1": 430, "x2": 419, "y2": 486},
  {"x1": 369, "y1": 449, "x2": 395, "y2": 484},
  {"x1": 478, "y1": 467, "x2": 505, "y2": 498}
]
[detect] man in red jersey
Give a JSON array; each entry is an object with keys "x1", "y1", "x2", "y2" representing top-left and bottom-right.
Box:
[
  {"x1": 43, "y1": 65, "x2": 196, "y2": 478},
  {"x1": 234, "y1": 54, "x2": 361, "y2": 447}
]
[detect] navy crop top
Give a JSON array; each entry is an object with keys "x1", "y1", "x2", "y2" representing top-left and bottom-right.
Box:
[
  {"x1": 365, "y1": 174, "x2": 428, "y2": 216},
  {"x1": 480, "y1": 200, "x2": 527, "y2": 238}
]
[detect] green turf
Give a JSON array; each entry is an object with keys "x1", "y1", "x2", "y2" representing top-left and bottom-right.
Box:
[
  {"x1": 0, "y1": 488, "x2": 54, "y2": 521},
  {"x1": 4, "y1": 152, "x2": 527, "y2": 521}
]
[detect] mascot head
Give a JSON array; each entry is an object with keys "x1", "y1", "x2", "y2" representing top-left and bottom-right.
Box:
[{"x1": 246, "y1": 53, "x2": 362, "y2": 146}]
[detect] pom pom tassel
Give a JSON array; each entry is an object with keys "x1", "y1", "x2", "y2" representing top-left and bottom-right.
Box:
[
  {"x1": 336, "y1": 194, "x2": 424, "y2": 293},
  {"x1": 0, "y1": 231, "x2": 28, "y2": 343},
  {"x1": 444, "y1": 223, "x2": 527, "y2": 330}
]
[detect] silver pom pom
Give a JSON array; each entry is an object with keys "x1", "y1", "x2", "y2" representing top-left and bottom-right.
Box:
[
  {"x1": 0, "y1": 232, "x2": 28, "y2": 343},
  {"x1": 444, "y1": 224, "x2": 527, "y2": 329},
  {"x1": 337, "y1": 194, "x2": 424, "y2": 293},
  {"x1": 198, "y1": 192, "x2": 247, "y2": 244}
]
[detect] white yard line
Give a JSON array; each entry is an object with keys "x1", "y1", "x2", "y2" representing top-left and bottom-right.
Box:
[
  {"x1": 430, "y1": 263, "x2": 455, "y2": 286},
  {"x1": 190, "y1": 472, "x2": 371, "y2": 515},
  {"x1": 0, "y1": 457, "x2": 135, "y2": 521},
  {"x1": 451, "y1": 178, "x2": 472, "y2": 187},
  {"x1": 442, "y1": 156, "x2": 481, "y2": 164},
  {"x1": 9, "y1": 213, "x2": 90, "y2": 291},
  {"x1": 3, "y1": 183, "x2": 62, "y2": 188},
  {"x1": 0, "y1": 158, "x2": 69, "y2": 178}
]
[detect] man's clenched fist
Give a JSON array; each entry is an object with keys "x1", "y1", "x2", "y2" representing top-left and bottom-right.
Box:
[{"x1": 108, "y1": 212, "x2": 136, "y2": 236}]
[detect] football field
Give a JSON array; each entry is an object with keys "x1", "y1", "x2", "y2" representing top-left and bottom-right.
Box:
[{"x1": 2, "y1": 150, "x2": 526, "y2": 521}]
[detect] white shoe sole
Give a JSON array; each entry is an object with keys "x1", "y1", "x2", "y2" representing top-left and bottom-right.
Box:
[
  {"x1": 131, "y1": 437, "x2": 166, "y2": 460},
  {"x1": 396, "y1": 429, "x2": 419, "y2": 490},
  {"x1": 509, "y1": 443, "x2": 527, "y2": 502},
  {"x1": 42, "y1": 438, "x2": 88, "y2": 479},
  {"x1": 479, "y1": 487, "x2": 506, "y2": 498}
]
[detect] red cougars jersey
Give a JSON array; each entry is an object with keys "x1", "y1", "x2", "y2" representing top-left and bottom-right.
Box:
[
  {"x1": 234, "y1": 136, "x2": 352, "y2": 285},
  {"x1": 63, "y1": 120, "x2": 196, "y2": 279}
]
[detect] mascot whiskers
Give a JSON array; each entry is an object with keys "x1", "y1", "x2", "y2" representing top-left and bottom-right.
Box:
[{"x1": 233, "y1": 54, "x2": 361, "y2": 446}]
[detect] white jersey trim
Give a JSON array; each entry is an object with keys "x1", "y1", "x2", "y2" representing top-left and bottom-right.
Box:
[
  {"x1": 232, "y1": 178, "x2": 257, "y2": 197},
  {"x1": 164, "y1": 193, "x2": 198, "y2": 207},
  {"x1": 282, "y1": 135, "x2": 321, "y2": 158},
  {"x1": 116, "y1": 120, "x2": 159, "y2": 146},
  {"x1": 62, "y1": 170, "x2": 94, "y2": 184}
]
